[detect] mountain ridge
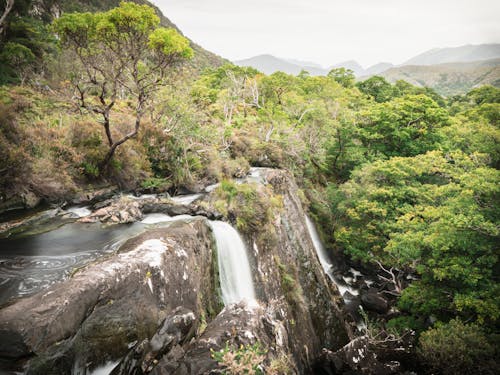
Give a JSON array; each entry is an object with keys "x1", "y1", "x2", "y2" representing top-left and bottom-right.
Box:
[{"x1": 234, "y1": 43, "x2": 500, "y2": 78}]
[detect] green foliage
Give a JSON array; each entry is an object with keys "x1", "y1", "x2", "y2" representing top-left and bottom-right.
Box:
[
  {"x1": 327, "y1": 67, "x2": 355, "y2": 88},
  {"x1": 0, "y1": 16, "x2": 56, "y2": 84},
  {"x1": 52, "y1": 1, "x2": 193, "y2": 169},
  {"x1": 418, "y1": 319, "x2": 497, "y2": 375},
  {"x1": 140, "y1": 177, "x2": 169, "y2": 191},
  {"x1": 333, "y1": 151, "x2": 499, "y2": 324},
  {"x1": 275, "y1": 256, "x2": 303, "y2": 308},
  {"x1": 356, "y1": 75, "x2": 395, "y2": 103},
  {"x1": 211, "y1": 341, "x2": 267, "y2": 375},
  {"x1": 358, "y1": 94, "x2": 449, "y2": 158},
  {"x1": 148, "y1": 27, "x2": 193, "y2": 58},
  {"x1": 466, "y1": 85, "x2": 500, "y2": 105}
]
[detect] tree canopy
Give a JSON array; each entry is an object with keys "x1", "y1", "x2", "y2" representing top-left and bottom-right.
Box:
[{"x1": 52, "y1": 1, "x2": 193, "y2": 170}]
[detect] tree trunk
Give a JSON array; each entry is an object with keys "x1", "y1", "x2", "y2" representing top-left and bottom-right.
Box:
[
  {"x1": 0, "y1": 0, "x2": 14, "y2": 35},
  {"x1": 99, "y1": 111, "x2": 142, "y2": 172}
]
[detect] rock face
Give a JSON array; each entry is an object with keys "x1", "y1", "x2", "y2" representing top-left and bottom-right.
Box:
[
  {"x1": 0, "y1": 168, "x2": 352, "y2": 374},
  {"x1": 246, "y1": 169, "x2": 354, "y2": 350},
  {"x1": 0, "y1": 219, "x2": 221, "y2": 374}
]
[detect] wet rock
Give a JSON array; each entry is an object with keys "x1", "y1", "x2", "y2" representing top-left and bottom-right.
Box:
[
  {"x1": 112, "y1": 307, "x2": 196, "y2": 375},
  {"x1": 155, "y1": 302, "x2": 292, "y2": 375},
  {"x1": 315, "y1": 336, "x2": 402, "y2": 375},
  {"x1": 0, "y1": 208, "x2": 64, "y2": 238},
  {"x1": 246, "y1": 169, "x2": 354, "y2": 360},
  {"x1": 0, "y1": 219, "x2": 222, "y2": 373},
  {"x1": 70, "y1": 186, "x2": 118, "y2": 206},
  {"x1": 80, "y1": 196, "x2": 143, "y2": 224},
  {"x1": 360, "y1": 289, "x2": 389, "y2": 314}
]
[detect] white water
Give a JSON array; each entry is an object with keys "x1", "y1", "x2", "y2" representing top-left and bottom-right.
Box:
[
  {"x1": 65, "y1": 206, "x2": 92, "y2": 218},
  {"x1": 87, "y1": 360, "x2": 120, "y2": 375},
  {"x1": 305, "y1": 215, "x2": 359, "y2": 298},
  {"x1": 209, "y1": 221, "x2": 256, "y2": 305},
  {"x1": 140, "y1": 213, "x2": 194, "y2": 224},
  {"x1": 170, "y1": 194, "x2": 202, "y2": 205}
]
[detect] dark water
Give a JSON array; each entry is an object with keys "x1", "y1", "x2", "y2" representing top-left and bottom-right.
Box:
[{"x1": 0, "y1": 220, "x2": 147, "y2": 306}]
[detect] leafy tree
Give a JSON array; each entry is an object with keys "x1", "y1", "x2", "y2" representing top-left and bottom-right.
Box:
[
  {"x1": 358, "y1": 94, "x2": 449, "y2": 158},
  {"x1": 356, "y1": 75, "x2": 394, "y2": 103},
  {"x1": 327, "y1": 67, "x2": 355, "y2": 88},
  {"x1": 332, "y1": 151, "x2": 500, "y2": 326},
  {"x1": 0, "y1": 15, "x2": 56, "y2": 83},
  {"x1": 52, "y1": 1, "x2": 192, "y2": 171},
  {"x1": 466, "y1": 85, "x2": 500, "y2": 105},
  {"x1": 418, "y1": 319, "x2": 497, "y2": 375}
]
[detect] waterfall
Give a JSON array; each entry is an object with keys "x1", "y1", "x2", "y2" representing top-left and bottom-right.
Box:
[
  {"x1": 209, "y1": 221, "x2": 256, "y2": 305},
  {"x1": 305, "y1": 215, "x2": 358, "y2": 298}
]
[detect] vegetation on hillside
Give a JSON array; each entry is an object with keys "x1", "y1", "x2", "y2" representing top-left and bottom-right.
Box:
[{"x1": 0, "y1": 2, "x2": 499, "y2": 373}]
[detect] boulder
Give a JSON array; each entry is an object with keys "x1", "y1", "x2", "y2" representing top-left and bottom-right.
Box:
[
  {"x1": 154, "y1": 302, "x2": 293, "y2": 375},
  {"x1": 0, "y1": 219, "x2": 221, "y2": 373},
  {"x1": 80, "y1": 196, "x2": 143, "y2": 224},
  {"x1": 112, "y1": 307, "x2": 196, "y2": 375},
  {"x1": 360, "y1": 289, "x2": 389, "y2": 314}
]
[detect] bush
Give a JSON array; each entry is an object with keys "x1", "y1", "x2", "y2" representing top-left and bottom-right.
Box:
[
  {"x1": 211, "y1": 341, "x2": 266, "y2": 375},
  {"x1": 212, "y1": 180, "x2": 282, "y2": 243},
  {"x1": 418, "y1": 319, "x2": 497, "y2": 375}
]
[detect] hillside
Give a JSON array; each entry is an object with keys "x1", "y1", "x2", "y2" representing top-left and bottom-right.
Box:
[
  {"x1": 374, "y1": 58, "x2": 500, "y2": 96},
  {"x1": 69, "y1": 0, "x2": 226, "y2": 69},
  {"x1": 403, "y1": 43, "x2": 500, "y2": 66},
  {"x1": 235, "y1": 54, "x2": 328, "y2": 75},
  {"x1": 1, "y1": 0, "x2": 225, "y2": 74}
]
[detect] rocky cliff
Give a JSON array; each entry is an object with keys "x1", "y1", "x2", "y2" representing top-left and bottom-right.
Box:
[{"x1": 0, "y1": 169, "x2": 351, "y2": 374}]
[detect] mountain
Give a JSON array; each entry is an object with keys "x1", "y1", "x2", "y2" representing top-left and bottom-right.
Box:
[
  {"x1": 329, "y1": 60, "x2": 365, "y2": 76},
  {"x1": 365, "y1": 62, "x2": 394, "y2": 75},
  {"x1": 374, "y1": 58, "x2": 500, "y2": 96},
  {"x1": 285, "y1": 58, "x2": 323, "y2": 69},
  {"x1": 403, "y1": 44, "x2": 500, "y2": 66},
  {"x1": 235, "y1": 55, "x2": 328, "y2": 76}
]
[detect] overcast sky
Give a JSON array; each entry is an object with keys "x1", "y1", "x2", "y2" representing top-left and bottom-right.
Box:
[{"x1": 151, "y1": 0, "x2": 500, "y2": 68}]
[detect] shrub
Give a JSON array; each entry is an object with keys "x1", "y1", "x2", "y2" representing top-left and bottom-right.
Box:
[
  {"x1": 418, "y1": 319, "x2": 497, "y2": 375},
  {"x1": 212, "y1": 180, "x2": 282, "y2": 243},
  {"x1": 211, "y1": 341, "x2": 266, "y2": 375}
]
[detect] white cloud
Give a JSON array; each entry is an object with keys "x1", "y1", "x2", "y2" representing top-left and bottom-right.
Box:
[{"x1": 152, "y1": 0, "x2": 500, "y2": 67}]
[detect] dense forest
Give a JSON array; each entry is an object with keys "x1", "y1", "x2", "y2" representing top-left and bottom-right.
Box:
[{"x1": 0, "y1": 1, "x2": 499, "y2": 374}]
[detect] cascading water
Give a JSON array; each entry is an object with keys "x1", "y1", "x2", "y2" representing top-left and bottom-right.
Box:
[
  {"x1": 305, "y1": 215, "x2": 359, "y2": 299},
  {"x1": 209, "y1": 221, "x2": 256, "y2": 305}
]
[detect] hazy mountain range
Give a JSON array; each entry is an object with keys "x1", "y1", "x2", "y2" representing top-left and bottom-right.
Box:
[
  {"x1": 234, "y1": 44, "x2": 500, "y2": 95},
  {"x1": 234, "y1": 44, "x2": 500, "y2": 76}
]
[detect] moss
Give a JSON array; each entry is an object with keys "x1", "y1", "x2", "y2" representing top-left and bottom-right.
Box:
[
  {"x1": 274, "y1": 256, "x2": 303, "y2": 309},
  {"x1": 211, "y1": 180, "x2": 283, "y2": 245}
]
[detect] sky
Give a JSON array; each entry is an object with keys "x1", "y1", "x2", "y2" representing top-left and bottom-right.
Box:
[{"x1": 151, "y1": 0, "x2": 500, "y2": 68}]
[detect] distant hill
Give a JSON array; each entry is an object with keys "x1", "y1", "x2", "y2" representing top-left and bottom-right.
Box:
[
  {"x1": 403, "y1": 44, "x2": 500, "y2": 66},
  {"x1": 329, "y1": 60, "x2": 365, "y2": 76},
  {"x1": 234, "y1": 44, "x2": 500, "y2": 95},
  {"x1": 372, "y1": 58, "x2": 500, "y2": 96},
  {"x1": 328, "y1": 60, "x2": 365, "y2": 76},
  {"x1": 234, "y1": 55, "x2": 328, "y2": 76},
  {"x1": 365, "y1": 62, "x2": 394, "y2": 75}
]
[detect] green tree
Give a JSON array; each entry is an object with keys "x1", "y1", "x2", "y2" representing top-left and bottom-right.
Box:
[
  {"x1": 356, "y1": 75, "x2": 394, "y2": 103},
  {"x1": 359, "y1": 94, "x2": 449, "y2": 158},
  {"x1": 52, "y1": 1, "x2": 193, "y2": 171},
  {"x1": 332, "y1": 151, "x2": 499, "y2": 326},
  {"x1": 418, "y1": 319, "x2": 497, "y2": 375},
  {"x1": 327, "y1": 67, "x2": 355, "y2": 88},
  {"x1": 466, "y1": 85, "x2": 500, "y2": 105}
]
